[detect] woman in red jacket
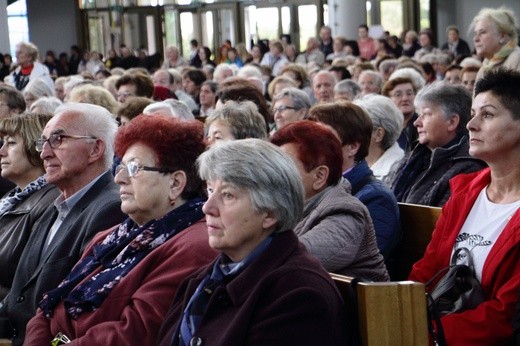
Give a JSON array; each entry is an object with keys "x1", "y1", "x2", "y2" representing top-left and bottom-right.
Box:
[{"x1": 410, "y1": 68, "x2": 520, "y2": 345}]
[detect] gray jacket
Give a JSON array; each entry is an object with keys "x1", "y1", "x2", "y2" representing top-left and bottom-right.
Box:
[{"x1": 293, "y1": 179, "x2": 389, "y2": 282}]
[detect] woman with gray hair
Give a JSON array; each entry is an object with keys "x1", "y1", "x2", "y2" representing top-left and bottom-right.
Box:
[
  {"x1": 23, "y1": 77, "x2": 55, "y2": 111},
  {"x1": 270, "y1": 87, "x2": 311, "y2": 133},
  {"x1": 471, "y1": 6, "x2": 520, "y2": 77},
  {"x1": 156, "y1": 139, "x2": 347, "y2": 345},
  {"x1": 7, "y1": 41, "x2": 54, "y2": 92},
  {"x1": 386, "y1": 82, "x2": 487, "y2": 206},
  {"x1": 354, "y1": 94, "x2": 404, "y2": 181},
  {"x1": 205, "y1": 100, "x2": 267, "y2": 146}
]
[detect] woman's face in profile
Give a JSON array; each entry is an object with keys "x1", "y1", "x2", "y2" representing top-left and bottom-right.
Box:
[
  {"x1": 115, "y1": 142, "x2": 173, "y2": 226},
  {"x1": 473, "y1": 18, "x2": 504, "y2": 59},
  {"x1": 468, "y1": 91, "x2": 520, "y2": 163},
  {"x1": 0, "y1": 134, "x2": 34, "y2": 184},
  {"x1": 206, "y1": 120, "x2": 235, "y2": 147}
]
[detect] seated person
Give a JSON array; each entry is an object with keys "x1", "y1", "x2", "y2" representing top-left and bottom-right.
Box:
[
  {"x1": 157, "y1": 139, "x2": 348, "y2": 345},
  {"x1": 205, "y1": 100, "x2": 267, "y2": 146},
  {"x1": 0, "y1": 113, "x2": 59, "y2": 300},
  {"x1": 25, "y1": 115, "x2": 217, "y2": 344},
  {"x1": 309, "y1": 101, "x2": 400, "y2": 260},
  {"x1": 413, "y1": 69, "x2": 520, "y2": 344},
  {"x1": 0, "y1": 103, "x2": 127, "y2": 346},
  {"x1": 354, "y1": 94, "x2": 404, "y2": 181},
  {"x1": 386, "y1": 82, "x2": 487, "y2": 207},
  {"x1": 271, "y1": 120, "x2": 388, "y2": 281}
]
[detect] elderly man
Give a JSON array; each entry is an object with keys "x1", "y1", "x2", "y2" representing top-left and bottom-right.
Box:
[
  {"x1": 312, "y1": 70, "x2": 336, "y2": 103},
  {"x1": 296, "y1": 37, "x2": 325, "y2": 68},
  {"x1": 161, "y1": 45, "x2": 188, "y2": 69},
  {"x1": 152, "y1": 69, "x2": 198, "y2": 112},
  {"x1": 0, "y1": 103, "x2": 126, "y2": 345}
]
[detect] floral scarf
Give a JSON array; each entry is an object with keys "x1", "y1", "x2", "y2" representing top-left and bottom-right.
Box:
[
  {"x1": 0, "y1": 175, "x2": 48, "y2": 216},
  {"x1": 39, "y1": 197, "x2": 205, "y2": 319},
  {"x1": 482, "y1": 39, "x2": 518, "y2": 69}
]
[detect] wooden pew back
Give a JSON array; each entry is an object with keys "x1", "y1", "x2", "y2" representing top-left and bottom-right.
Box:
[
  {"x1": 331, "y1": 273, "x2": 429, "y2": 346},
  {"x1": 390, "y1": 203, "x2": 442, "y2": 280}
]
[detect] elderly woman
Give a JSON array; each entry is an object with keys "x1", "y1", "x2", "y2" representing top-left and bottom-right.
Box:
[
  {"x1": 25, "y1": 115, "x2": 217, "y2": 344},
  {"x1": 412, "y1": 69, "x2": 520, "y2": 344},
  {"x1": 205, "y1": 100, "x2": 267, "y2": 146},
  {"x1": 0, "y1": 113, "x2": 59, "y2": 300},
  {"x1": 354, "y1": 94, "x2": 404, "y2": 181},
  {"x1": 23, "y1": 78, "x2": 55, "y2": 111},
  {"x1": 198, "y1": 80, "x2": 217, "y2": 118},
  {"x1": 310, "y1": 101, "x2": 400, "y2": 259},
  {"x1": 272, "y1": 120, "x2": 388, "y2": 281},
  {"x1": 29, "y1": 96, "x2": 62, "y2": 114},
  {"x1": 472, "y1": 7, "x2": 520, "y2": 77},
  {"x1": 267, "y1": 75, "x2": 297, "y2": 100},
  {"x1": 386, "y1": 82, "x2": 487, "y2": 207},
  {"x1": 156, "y1": 139, "x2": 348, "y2": 345},
  {"x1": 270, "y1": 87, "x2": 311, "y2": 133},
  {"x1": 8, "y1": 42, "x2": 53, "y2": 92}
]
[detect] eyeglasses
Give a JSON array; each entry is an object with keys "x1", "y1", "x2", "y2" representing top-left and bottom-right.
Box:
[
  {"x1": 35, "y1": 133, "x2": 97, "y2": 152},
  {"x1": 390, "y1": 90, "x2": 415, "y2": 99},
  {"x1": 116, "y1": 91, "x2": 135, "y2": 99},
  {"x1": 115, "y1": 161, "x2": 168, "y2": 178},
  {"x1": 272, "y1": 105, "x2": 297, "y2": 115}
]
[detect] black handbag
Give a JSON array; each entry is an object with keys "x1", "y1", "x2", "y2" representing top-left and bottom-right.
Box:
[
  {"x1": 426, "y1": 247, "x2": 486, "y2": 316},
  {"x1": 425, "y1": 247, "x2": 486, "y2": 345}
]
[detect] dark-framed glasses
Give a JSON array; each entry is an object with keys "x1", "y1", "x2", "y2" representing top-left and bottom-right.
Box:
[
  {"x1": 271, "y1": 105, "x2": 297, "y2": 115},
  {"x1": 115, "y1": 161, "x2": 168, "y2": 178},
  {"x1": 34, "y1": 133, "x2": 97, "y2": 152}
]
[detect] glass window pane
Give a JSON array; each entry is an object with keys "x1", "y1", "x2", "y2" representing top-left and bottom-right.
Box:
[
  {"x1": 256, "y1": 7, "x2": 278, "y2": 41},
  {"x1": 201, "y1": 11, "x2": 214, "y2": 51},
  {"x1": 381, "y1": 0, "x2": 403, "y2": 36},
  {"x1": 180, "y1": 12, "x2": 194, "y2": 57},
  {"x1": 281, "y1": 6, "x2": 290, "y2": 34},
  {"x1": 298, "y1": 5, "x2": 317, "y2": 50},
  {"x1": 420, "y1": 0, "x2": 430, "y2": 29},
  {"x1": 164, "y1": 8, "x2": 179, "y2": 49},
  {"x1": 219, "y1": 9, "x2": 235, "y2": 45}
]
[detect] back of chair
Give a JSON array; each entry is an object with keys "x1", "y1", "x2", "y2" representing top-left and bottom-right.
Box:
[
  {"x1": 331, "y1": 273, "x2": 429, "y2": 346},
  {"x1": 390, "y1": 203, "x2": 442, "y2": 280}
]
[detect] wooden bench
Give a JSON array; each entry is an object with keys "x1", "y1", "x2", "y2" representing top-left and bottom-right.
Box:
[
  {"x1": 389, "y1": 203, "x2": 442, "y2": 281},
  {"x1": 331, "y1": 273, "x2": 429, "y2": 346}
]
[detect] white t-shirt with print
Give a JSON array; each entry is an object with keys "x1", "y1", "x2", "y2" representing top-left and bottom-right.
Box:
[{"x1": 453, "y1": 187, "x2": 520, "y2": 282}]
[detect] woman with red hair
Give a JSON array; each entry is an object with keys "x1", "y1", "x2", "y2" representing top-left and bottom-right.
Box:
[
  {"x1": 271, "y1": 120, "x2": 388, "y2": 281},
  {"x1": 25, "y1": 115, "x2": 217, "y2": 345}
]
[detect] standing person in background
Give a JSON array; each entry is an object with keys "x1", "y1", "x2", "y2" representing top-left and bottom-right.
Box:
[
  {"x1": 68, "y1": 45, "x2": 81, "y2": 75},
  {"x1": 162, "y1": 46, "x2": 188, "y2": 69},
  {"x1": 260, "y1": 40, "x2": 289, "y2": 77},
  {"x1": 358, "y1": 24, "x2": 377, "y2": 60},
  {"x1": 472, "y1": 6, "x2": 520, "y2": 78},
  {"x1": 441, "y1": 25, "x2": 471, "y2": 59},
  {"x1": 8, "y1": 42, "x2": 53, "y2": 92},
  {"x1": 319, "y1": 25, "x2": 334, "y2": 57},
  {"x1": 189, "y1": 39, "x2": 202, "y2": 68}
]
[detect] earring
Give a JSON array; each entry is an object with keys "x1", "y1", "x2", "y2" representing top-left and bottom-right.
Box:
[
  {"x1": 499, "y1": 39, "x2": 505, "y2": 44},
  {"x1": 169, "y1": 196, "x2": 176, "y2": 206}
]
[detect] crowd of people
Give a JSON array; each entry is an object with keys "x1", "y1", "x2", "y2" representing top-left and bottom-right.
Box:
[{"x1": 0, "y1": 4, "x2": 517, "y2": 345}]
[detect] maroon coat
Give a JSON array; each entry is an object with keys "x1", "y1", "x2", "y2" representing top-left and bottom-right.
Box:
[
  {"x1": 24, "y1": 218, "x2": 218, "y2": 345},
  {"x1": 157, "y1": 231, "x2": 348, "y2": 346}
]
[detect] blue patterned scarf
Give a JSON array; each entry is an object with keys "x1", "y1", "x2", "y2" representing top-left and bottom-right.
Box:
[
  {"x1": 39, "y1": 197, "x2": 205, "y2": 319},
  {"x1": 0, "y1": 175, "x2": 48, "y2": 216}
]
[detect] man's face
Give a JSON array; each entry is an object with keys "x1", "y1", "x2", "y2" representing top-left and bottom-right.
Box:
[
  {"x1": 39, "y1": 112, "x2": 98, "y2": 195},
  {"x1": 320, "y1": 27, "x2": 332, "y2": 42},
  {"x1": 153, "y1": 70, "x2": 172, "y2": 90},
  {"x1": 447, "y1": 29, "x2": 459, "y2": 43},
  {"x1": 313, "y1": 73, "x2": 335, "y2": 103}
]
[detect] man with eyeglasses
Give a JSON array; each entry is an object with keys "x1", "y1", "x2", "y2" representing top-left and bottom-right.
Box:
[{"x1": 0, "y1": 103, "x2": 126, "y2": 346}]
